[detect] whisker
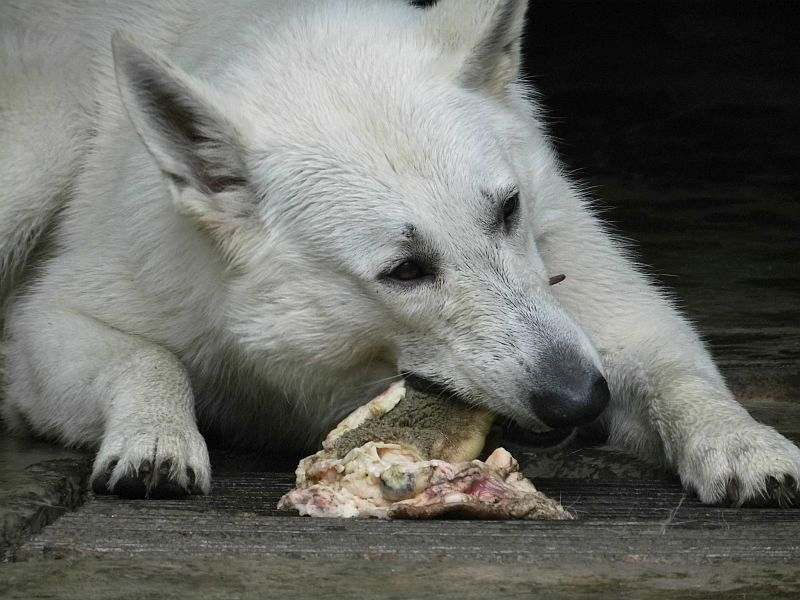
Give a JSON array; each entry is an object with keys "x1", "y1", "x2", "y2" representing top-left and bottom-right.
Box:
[{"x1": 354, "y1": 372, "x2": 405, "y2": 390}]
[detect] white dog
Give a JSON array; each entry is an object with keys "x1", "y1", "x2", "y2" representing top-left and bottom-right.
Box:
[{"x1": 1, "y1": 0, "x2": 798, "y2": 504}]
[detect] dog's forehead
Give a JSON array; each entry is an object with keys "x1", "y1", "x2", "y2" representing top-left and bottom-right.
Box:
[
  {"x1": 253, "y1": 83, "x2": 511, "y2": 221},
  {"x1": 263, "y1": 84, "x2": 502, "y2": 180},
  {"x1": 241, "y1": 24, "x2": 517, "y2": 253},
  {"x1": 257, "y1": 130, "x2": 507, "y2": 257},
  {"x1": 241, "y1": 30, "x2": 509, "y2": 184},
  {"x1": 254, "y1": 90, "x2": 516, "y2": 265}
]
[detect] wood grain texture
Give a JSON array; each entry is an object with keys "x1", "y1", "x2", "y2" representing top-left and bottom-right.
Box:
[{"x1": 18, "y1": 470, "x2": 800, "y2": 564}]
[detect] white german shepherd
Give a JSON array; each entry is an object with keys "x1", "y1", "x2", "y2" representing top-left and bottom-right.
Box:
[{"x1": 1, "y1": 0, "x2": 798, "y2": 504}]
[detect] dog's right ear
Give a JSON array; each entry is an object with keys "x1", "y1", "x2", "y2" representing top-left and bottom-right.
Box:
[
  {"x1": 112, "y1": 34, "x2": 253, "y2": 239},
  {"x1": 420, "y1": 0, "x2": 528, "y2": 98}
]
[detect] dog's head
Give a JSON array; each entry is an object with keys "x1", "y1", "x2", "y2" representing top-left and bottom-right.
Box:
[{"x1": 112, "y1": 0, "x2": 608, "y2": 433}]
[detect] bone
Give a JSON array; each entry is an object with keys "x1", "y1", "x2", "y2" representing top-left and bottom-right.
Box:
[
  {"x1": 329, "y1": 382, "x2": 494, "y2": 463},
  {"x1": 278, "y1": 381, "x2": 573, "y2": 520}
]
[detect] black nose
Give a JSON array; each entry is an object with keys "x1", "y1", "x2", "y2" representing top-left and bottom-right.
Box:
[{"x1": 529, "y1": 353, "x2": 610, "y2": 429}]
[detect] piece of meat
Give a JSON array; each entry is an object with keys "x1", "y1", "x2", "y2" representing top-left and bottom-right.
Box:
[{"x1": 278, "y1": 381, "x2": 572, "y2": 520}]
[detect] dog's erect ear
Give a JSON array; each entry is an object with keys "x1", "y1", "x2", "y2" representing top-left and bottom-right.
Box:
[
  {"x1": 112, "y1": 34, "x2": 250, "y2": 216},
  {"x1": 112, "y1": 34, "x2": 256, "y2": 249},
  {"x1": 421, "y1": 0, "x2": 528, "y2": 97}
]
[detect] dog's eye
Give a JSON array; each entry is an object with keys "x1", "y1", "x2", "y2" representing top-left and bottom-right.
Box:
[
  {"x1": 502, "y1": 192, "x2": 520, "y2": 228},
  {"x1": 389, "y1": 260, "x2": 424, "y2": 281},
  {"x1": 387, "y1": 260, "x2": 428, "y2": 282}
]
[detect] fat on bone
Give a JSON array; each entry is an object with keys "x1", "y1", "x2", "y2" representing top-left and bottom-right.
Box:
[{"x1": 278, "y1": 381, "x2": 573, "y2": 520}]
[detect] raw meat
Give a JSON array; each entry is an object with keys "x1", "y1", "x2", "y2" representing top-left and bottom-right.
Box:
[{"x1": 278, "y1": 381, "x2": 572, "y2": 520}]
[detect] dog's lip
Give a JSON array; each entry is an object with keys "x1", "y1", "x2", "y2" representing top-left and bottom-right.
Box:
[{"x1": 401, "y1": 372, "x2": 460, "y2": 399}]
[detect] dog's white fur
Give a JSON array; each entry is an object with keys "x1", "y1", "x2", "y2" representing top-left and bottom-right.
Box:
[{"x1": 1, "y1": 0, "x2": 798, "y2": 504}]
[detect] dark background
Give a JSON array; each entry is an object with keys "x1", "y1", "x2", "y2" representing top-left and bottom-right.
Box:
[{"x1": 524, "y1": 1, "x2": 799, "y2": 187}]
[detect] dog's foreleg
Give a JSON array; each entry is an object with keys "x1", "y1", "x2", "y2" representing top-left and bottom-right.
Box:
[
  {"x1": 3, "y1": 305, "x2": 211, "y2": 497},
  {"x1": 536, "y1": 188, "x2": 800, "y2": 505}
]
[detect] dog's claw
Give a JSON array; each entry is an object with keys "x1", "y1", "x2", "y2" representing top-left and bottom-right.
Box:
[
  {"x1": 750, "y1": 474, "x2": 799, "y2": 508},
  {"x1": 91, "y1": 460, "x2": 117, "y2": 495},
  {"x1": 91, "y1": 458, "x2": 198, "y2": 499}
]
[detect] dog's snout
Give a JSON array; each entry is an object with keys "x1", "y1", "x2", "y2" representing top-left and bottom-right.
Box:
[{"x1": 529, "y1": 353, "x2": 610, "y2": 429}]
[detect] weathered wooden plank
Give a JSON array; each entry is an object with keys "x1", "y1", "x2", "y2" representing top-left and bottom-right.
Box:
[
  {"x1": 4, "y1": 555, "x2": 798, "y2": 600},
  {"x1": 0, "y1": 438, "x2": 89, "y2": 562},
  {"x1": 20, "y1": 473, "x2": 800, "y2": 564}
]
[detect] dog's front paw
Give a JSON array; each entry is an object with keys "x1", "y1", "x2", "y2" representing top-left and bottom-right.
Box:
[
  {"x1": 91, "y1": 424, "x2": 212, "y2": 499},
  {"x1": 679, "y1": 421, "x2": 800, "y2": 506}
]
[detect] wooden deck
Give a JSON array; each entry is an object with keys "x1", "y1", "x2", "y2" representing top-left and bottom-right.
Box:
[
  {"x1": 4, "y1": 451, "x2": 800, "y2": 599},
  {"x1": 18, "y1": 471, "x2": 800, "y2": 564}
]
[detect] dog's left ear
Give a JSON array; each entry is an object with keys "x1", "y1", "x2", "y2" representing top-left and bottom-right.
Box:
[
  {"x1": 112, "y1": 33, "x2": 254, "y2": 243},
  {"x1": 421, "y1": 0, "x2": 528, "y2": 97}
]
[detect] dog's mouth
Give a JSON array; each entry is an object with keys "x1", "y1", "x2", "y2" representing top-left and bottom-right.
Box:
[
  {"x1": 401, "y1": 371, "x2": 574, "y2": 448},
  {"x1": 401, "y1": 372, "x2": 460, "y2": 399}
]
